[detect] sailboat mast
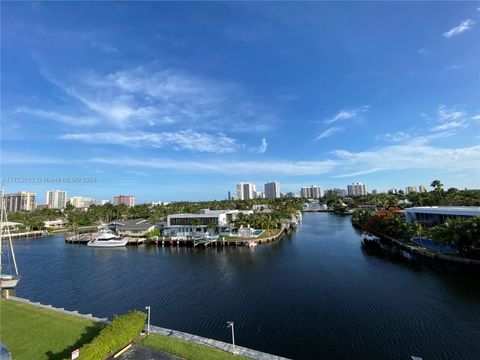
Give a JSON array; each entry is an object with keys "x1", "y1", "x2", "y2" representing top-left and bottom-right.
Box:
[
  {"x1": 4, "y1": 209, "x2": 19, "y2": 276},
  {"x1": 0, "y1": 187, "x2": 3, "y2": 277},
  {"x1": 0, "y1": 187, "x2": 19, "y2": 277},
  {"x1": 0, "y1": 186, "x2": 4, "y2": 275}
]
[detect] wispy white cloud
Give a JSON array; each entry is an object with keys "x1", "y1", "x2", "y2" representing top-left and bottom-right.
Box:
[
  {"x1": 417, "y1": 48, "x2": 429, "y2": 55},
  {"x1": 332, "y1": 142, "x2": 480, "y2": 177},
  {"x1": 430, "y1": 120, "x2": 468, "y2": 132},
  {"x1": 60, "y1": 130, "x2": 238, "y2": 153},
  {"x1": 442, "y1": 64, "x2": 464, "y2": 72},
  {"x1": 11, "y1": 65, "x2": 280, "y2": 155},
  {"x1": 7, "y1": 133, "x2": 479, "y2": 178},
  {"x1": 89, "y1": 157, "x2": 337, "y2": 176},
  {"x1": 376, "y1": 131, "x2": 411, "y2": 143},
  {"x1": 374, "y1": 90, "x2": 389, "y2": 102},
  {"x1": 313, "y1": 105, "x2": 369, "y2": 141},
  {"x1": 324, "y1": 105, "x2": 369, "y2": 124},
  {"x1": 89, "y1": 66, "x2": 274, "y2": 131},
  {"x1": 255, "y1": 138, "x2": 268, "y2": 153},
  {"x1": 436, "y1": 105, "x2": 465, "y2": 122},
  {"x1": 13, "y1": 107, "x2": 98, "y2": 126},
  {"x1": 443, "y1": 19, "x2": 475, "y2": 38},
  {"x1": 315, "y1": 127, "x2": 343, "y2": 140},
  {"x1": 1, "y1": 154, "x2": 69, "y2": 165},
  {"x1": 431, "y1": 105, "x2": 469, "y2": 132}
]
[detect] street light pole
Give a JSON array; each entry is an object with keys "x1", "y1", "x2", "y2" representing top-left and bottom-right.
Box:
[
  {"x1": 227, "y1": 321, "x2": 236, "y2": 355},
  {"x1": 145, "y1": 306, "x2": 151, "y2": 334}
]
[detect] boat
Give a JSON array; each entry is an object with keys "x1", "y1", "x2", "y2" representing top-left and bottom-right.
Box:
[
  {"x1": 246, "y1": 240, "x2": 257, "y2": 247},
  {"x1": 87, "y1": 227, "x2": 128, "y2": 247},
  {"x1": 1, "y1": 189, "x2": 20, "y2": 289}
]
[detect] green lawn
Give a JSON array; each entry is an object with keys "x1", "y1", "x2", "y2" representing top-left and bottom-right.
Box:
[
  {"x1": 257, "y1": 229, "x2": 282, "y2": 239},
  {"x1": 141, "y1": 333, "x2": 248, "y2": 360},
  {"x1": 0, "y1": 299, "x2": 104, "y2": 360}
]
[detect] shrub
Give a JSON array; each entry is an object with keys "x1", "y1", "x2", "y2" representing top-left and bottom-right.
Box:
[{"x1": 78, "y1": 310, "x2": 146, "y2": 360}]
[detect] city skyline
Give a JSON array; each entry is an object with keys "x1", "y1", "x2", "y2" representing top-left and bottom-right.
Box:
[
  {"x1": 3, "y1": 180, "x2": 438, "y2": 206},
  {"x1": 2, "y1": 2, "x2": 479, "y2": 202}
]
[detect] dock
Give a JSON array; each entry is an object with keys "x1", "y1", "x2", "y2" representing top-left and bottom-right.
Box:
[
  {"x1": 1, "y1": 231, "x2": 45, "y2": 239},
  {"x1": 152, "y1": 229, "x2": 286, "y2": 248},
  {"x1": 64, "y1": 233, "x2": 146, "y2": 246}
]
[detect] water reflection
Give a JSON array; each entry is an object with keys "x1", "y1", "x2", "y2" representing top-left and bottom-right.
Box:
[{"x1": 11, "y1": 213, "x2": 480, "y2": 360}]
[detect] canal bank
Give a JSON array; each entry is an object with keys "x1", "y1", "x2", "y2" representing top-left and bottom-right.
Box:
[
  {"x1": 9, "y1": 212, "x2": 480, "y2": 360},
  {"x1": 1, "y1": 296, "x2": 288, "y2": 360}
]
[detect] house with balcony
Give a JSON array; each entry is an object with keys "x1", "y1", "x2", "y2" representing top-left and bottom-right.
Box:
[
  {"x1": 404, "y1": 206, "x2": 480, "y2": 226},
  {"x1": 164, "y1": 209, "x2": 253, "y2": 238}
]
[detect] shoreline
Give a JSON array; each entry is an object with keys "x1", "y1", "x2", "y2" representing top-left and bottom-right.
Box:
[
  {"x1": 3, "y1": 296, "x2": 289, "y2": 360},
  {"x1": 378, "y1": 233, "x2": 480, "y2": 266}
]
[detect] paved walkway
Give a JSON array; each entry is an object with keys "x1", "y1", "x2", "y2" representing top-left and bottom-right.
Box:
[
  {"x1": 114, "y1": 344, "x2": 183, "y2": 360},
  {"x1": 150, "y1": 325, "x2": 290, "y2": 360}
]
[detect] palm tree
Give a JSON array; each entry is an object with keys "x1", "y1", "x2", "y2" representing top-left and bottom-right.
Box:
[{"x1": 430, "y1": 179, "x2": 444, "y2": 203}]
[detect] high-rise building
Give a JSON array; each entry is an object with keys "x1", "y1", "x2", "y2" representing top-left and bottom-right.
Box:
[
  {"x1": 327, "y1": 188, "x2": 347, "y2": 197},
  {"x1": 286, "y1": 192, "x2": 298, "y2": 198},
  {"x1": 418, "y1": 185, "x2": 427, "y2": 193},
  {"x1": 311, "y1": 186, "x2": 323, "y2": 199},
  {"x1": 264, "y1": 181, "x2": 280, "y2": 199},
  {"x1": 69, "y1": 196, "x2": 95, "y2": 208},
  {"x1": 300, "y1": 185, "x2": 323, "y2": 199},
  {"x1": 405, "y1": 186, "x2": 417, "y2": 194},
  {"x1": 227, "y1": 191, "x2": 231, "y2": 201},
  {"x1": 347, "y1": 182, "x2": 367, "y2": 196},
  {"x1": 46, "y1": 190, "x2": 67, "y2": 209},
  {"x1": 2, "y1": 191, "x2": 37, "y2": 212},
  {"x1": 388, "y1": 188, "x2": 399, "y2": 195},
  {"x1": 236, "y1": 183, "x2": 256, "y2": 200},
  {"x1": 113, "y1": 195, "x2": 135, "y2": 207},
  {"x1": 255, "y1": 191, "x2": 264, "y2": 199}
]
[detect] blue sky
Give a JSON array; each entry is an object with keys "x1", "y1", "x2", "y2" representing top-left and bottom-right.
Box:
[{"x1": 1, "y1": 1, "x2": 479, "y2": 203}]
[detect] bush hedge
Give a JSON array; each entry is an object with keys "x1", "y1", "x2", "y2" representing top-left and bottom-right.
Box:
[{"x1": 78, "y1": 310, "x2": 146, "y2": 360}]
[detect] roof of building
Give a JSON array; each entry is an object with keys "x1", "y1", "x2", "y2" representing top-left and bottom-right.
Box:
[
  {"x1": 168, "y1": 213, "x2": 226, "y2": 218},
  {"x1": 1, "y1": 221, "x2": 23, "y2": 228},
  {"x1": 114, "y1": 219, "x2": 154, "y2": 230},
  {"x1": 43, "y1": 219, "x2": 68, "y2": 225},
  {"x1": 404, "y1": 206, "x2": 480, "y2": 216}
]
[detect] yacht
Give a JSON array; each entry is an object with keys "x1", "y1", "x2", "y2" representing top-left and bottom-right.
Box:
[{"x1": 87, "y1": 228, "x2": 128, "y2": 248}]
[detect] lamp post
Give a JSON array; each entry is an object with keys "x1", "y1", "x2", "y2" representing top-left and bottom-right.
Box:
[
  {"x1": 227, "y1": 321, "x2": 236, "y2": 355},
  {"x1": 145, "y1": 306, "x2": 151, "y2": 334}
]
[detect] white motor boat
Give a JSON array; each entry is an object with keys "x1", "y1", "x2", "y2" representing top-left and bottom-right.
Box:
[
  {"x1": 87, "y1": 228, "x2": 128, "y2": 247},
  {"x1": 246, "y1": 240, "x2": 257, "y2": 247}
]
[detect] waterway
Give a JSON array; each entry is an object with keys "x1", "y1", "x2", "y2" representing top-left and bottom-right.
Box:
[{"x1": 10, "y1": 213, "x2": 480, "y2": 359}]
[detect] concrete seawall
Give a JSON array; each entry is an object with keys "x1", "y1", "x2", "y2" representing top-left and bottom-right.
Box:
[
  {"x1": 150, "y1": 325, "x2": 290, "y2": 360},
  {"x1": 380, "y1": 234, "x2": 480, "y2": 266},
  {"x1": 7, "y1": 296, "x2": 290, "y2": 360},
  {"x1": 8, "y1": 296, "x2": 109, "y2": 322}
]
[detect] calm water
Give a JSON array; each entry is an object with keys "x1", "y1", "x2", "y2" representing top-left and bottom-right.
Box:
[{"x1": 11, "y1": 213, "x2": 480, "y2": 359}]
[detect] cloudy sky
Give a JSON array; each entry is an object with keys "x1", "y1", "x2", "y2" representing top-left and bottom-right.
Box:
[{"x1": 1, "y1": 2, "x2": 479, "y2": 202}]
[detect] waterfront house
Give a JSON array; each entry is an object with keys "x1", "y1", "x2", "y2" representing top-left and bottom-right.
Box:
[
  {"x1": 404, "y1": 206, "x2": 480, "y2": 225},
  {"x1": 107, "y1": 219, "x2": 156, "y2": 237},
  {"x1": 43, "y1": 219, "x2": 68, "y2": 229},
  {"x1": 164, "y1": 209, "x2": 253, "y2": 237}
]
